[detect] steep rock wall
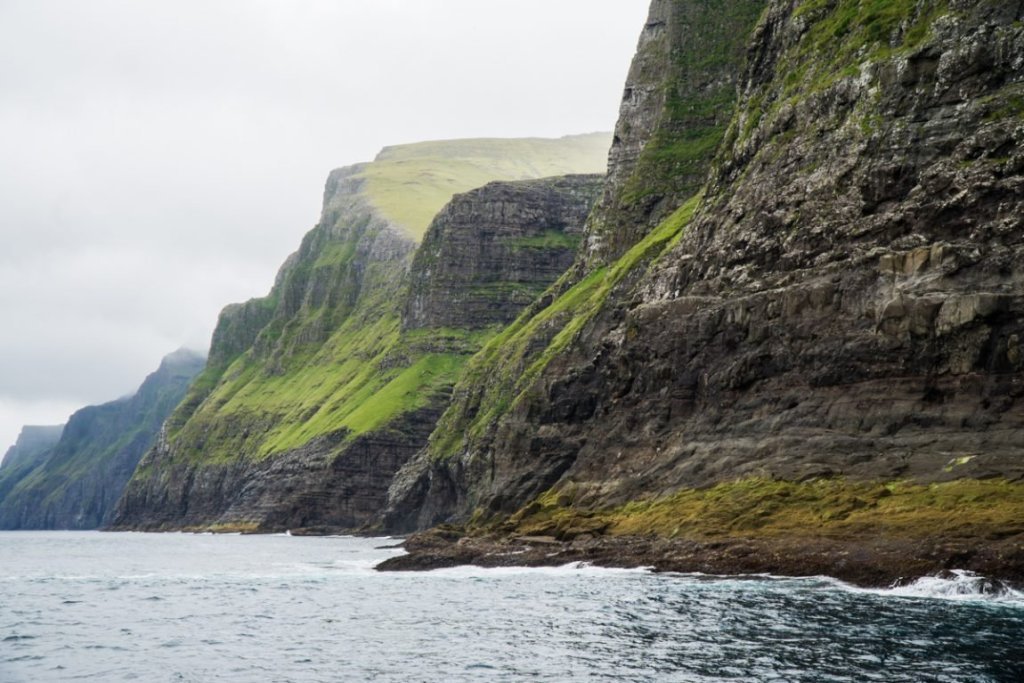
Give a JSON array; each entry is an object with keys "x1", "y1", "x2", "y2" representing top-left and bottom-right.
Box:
[
  {"x1": 385, "y1": 0, "x2": 1024, "y2": 532},
  {"x1": 582, "y1": 0, "x2": 766, "y2": 265},
  {"x1": 405, "y1": 175, "x2": 602, "y2": 330}
]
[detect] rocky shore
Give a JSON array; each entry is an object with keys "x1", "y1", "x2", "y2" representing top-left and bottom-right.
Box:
[{"x1": 377, "y1": 528, "x2": 1024, "y2": 589}]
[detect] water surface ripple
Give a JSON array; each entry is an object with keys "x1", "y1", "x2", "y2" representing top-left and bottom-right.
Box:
[{"x1": 1, "y1": 532, "x2": 1022, "y2": 682}]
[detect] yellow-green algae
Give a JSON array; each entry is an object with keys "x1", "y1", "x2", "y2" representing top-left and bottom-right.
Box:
[{"x1": 503, "y1": 478, "x2": 1024, "y2": 541}]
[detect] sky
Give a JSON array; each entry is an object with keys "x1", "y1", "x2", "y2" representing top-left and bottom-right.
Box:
[{"x1": 0, "y1": 0, "x2": 651, "y2": 452}]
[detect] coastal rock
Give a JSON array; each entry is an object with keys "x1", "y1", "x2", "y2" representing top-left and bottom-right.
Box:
[{"x1": 405, "y1": 175, "x2": 602, "y2": 330}]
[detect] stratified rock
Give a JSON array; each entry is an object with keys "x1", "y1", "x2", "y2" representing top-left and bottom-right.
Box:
[
  {"x1": 405, "y1": 175, "x2": 602, "y2": 330},
  {"x1": 582, "y1": 0, "x2": 765, "y2": 265}
]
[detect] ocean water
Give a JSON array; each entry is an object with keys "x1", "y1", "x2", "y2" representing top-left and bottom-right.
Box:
[{"x1": 2, "y1": 532, "x2": 1023, "y2": 682}]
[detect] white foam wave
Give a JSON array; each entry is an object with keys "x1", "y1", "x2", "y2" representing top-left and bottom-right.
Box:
[
  {"x1": 884, "y1": 570, "x2": 1024, "y2": 603},
  {"x1": 812, "y1": 570, "x2": 1024, "y2": 605},
  {"x1": 424, "y1": 562, "x2": 652, "y2": 578}
]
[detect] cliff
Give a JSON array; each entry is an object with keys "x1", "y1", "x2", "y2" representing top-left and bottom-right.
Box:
[
  {"x1": 0, "y1": 350, "x2": 204, "y2": 529},
  {"x1": 0, "y1": 425, "x2": 64, "y2": 502},
  {"x1": 1, "y1": 425, "x2": 63, "y2": 471},
  {"x1": 111, "y1": 135, "x2": 605, "y2": 532},
  {"x1": 382, "y1": 0, "x2": 1024, "y2": 582}
]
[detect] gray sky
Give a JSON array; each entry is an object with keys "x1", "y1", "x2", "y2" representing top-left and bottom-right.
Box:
[{"x1": 0, "y1": 0, "x2": 650, "y2": 451}]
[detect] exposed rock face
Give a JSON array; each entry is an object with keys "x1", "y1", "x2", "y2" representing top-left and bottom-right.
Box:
[
  {"x1": 384, "y1": 0, "x2": 1024, "y2": 533},
  {"x1": 112, "y1": 167, "x2": 602, "y2": 532},
  {"x1": 405, "y1": 175, "x2": 602, "y2": 330},
  {"x1": 583, "y1": 0, "x2": 765, "y2": 265},
  {"x1": 113, "y1": 406, "x2": 444, "y2": 532},
  {"x1": 0, "y1": 350, "x2": 204, "y2": 529}
]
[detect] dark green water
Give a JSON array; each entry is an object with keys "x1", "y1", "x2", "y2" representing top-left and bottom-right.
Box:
[{"x1": 2, "y1": 532, "x2": 1022, "y2": 682}]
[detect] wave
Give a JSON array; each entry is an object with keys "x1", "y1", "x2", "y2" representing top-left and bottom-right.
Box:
[
  {"x1": 423, "y1": 561, "x2": 652, "y2": 578},
  {"x1": 806, "y1": 570, "x2": 1024, "y2": 605},
  {"x1": 883, "y1": 570, "x2": 1024, "y2": 603}
]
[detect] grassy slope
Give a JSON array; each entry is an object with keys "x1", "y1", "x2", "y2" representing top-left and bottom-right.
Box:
[
  {"x1": 161, "y1": 136, "x2": 610, "y2": 466},
  {"x1": 362, "y1": 134, "x2": 611, "y2": 240}
]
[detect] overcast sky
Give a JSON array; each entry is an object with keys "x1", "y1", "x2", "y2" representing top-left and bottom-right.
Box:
[{"x1": 0, "y1": 0, "x2": 650, "y2": 452}]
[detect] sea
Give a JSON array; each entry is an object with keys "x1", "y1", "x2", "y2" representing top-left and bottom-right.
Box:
[{"x1": 1, "y1": 532, "x2": 1023, "y2": 682}]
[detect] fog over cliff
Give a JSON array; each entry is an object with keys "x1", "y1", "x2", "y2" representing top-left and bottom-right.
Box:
[{"x1": 0, "y1": 0, "x2": 650, "y2": 451}]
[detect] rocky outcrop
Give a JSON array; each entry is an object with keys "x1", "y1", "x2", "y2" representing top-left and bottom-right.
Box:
[
  {"x1": 383, "y1": 0, "x2": 1024, "y2": 542},
  {"x1": 405, "y1": 175, "x2": 602, "y2": 330},
  {"x1": 112, "y1": 154, "x2": 604, "y2": 532},
  {"x1": 0, "y1": 349, "x2": 204, "y2": 529}
]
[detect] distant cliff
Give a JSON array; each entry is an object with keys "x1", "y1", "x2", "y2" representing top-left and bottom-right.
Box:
[
  {"x1": 0, "y1": 350, "x2": 204, "y2": 529},
  {"x1": 111, "y1": 135, "x2": 606, "y2": 533},
  {"x1": 0, "y1": 425, "x2": 64, "y2": 502},
  {"x1": 1, "y1": 425, "x2": 63, "y2": 471}
]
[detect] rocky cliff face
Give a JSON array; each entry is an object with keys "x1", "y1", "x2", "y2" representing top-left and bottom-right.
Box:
[
  {"x1": 111, "y1": 144, "x2": 604, "y2": 532},
  {"x1": 405, "y1": 175, "x2": 602, "y2": 330},
  {"x1": 0, "y1": 350, "x2": 204, "y2": 529},
  {"x1": 582, "y1": 0, "x2": 765, "y2": 265},
  {"x1": 384, "y1": 0, "x2": 1024, "y2": 539}
]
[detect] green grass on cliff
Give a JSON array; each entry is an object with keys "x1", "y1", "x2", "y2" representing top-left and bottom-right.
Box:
[
  {"x1": 506, "y1": 477, "x2": 1024, "y2": 542},
  {"x1": 158, "y1": 135, "x2": 615, "y2": 467},
  {"x1": 428, "y1": 194, "x2": 702, "y2": 460},
  {"x1": 172, "y1": 301, "x2": 477, "y2": 461},
  {"x1": 361, "y1": 134, "x2": 611, "y2": 240}
]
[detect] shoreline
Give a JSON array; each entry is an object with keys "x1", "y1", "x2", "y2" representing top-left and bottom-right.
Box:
[{"x1": 375, "y1": 528, "x2": 1024, "y2": 589}]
